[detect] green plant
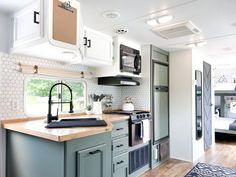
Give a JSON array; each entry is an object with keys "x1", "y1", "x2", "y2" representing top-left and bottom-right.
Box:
[{"x1": 86, "y1": 105, "x2": 92, "y2": 111}]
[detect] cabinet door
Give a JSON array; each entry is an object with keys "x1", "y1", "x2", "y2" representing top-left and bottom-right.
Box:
[
  {"x1": 12, "y1": 0, "x2": 42, "y2": 47},
  {"x1": 77, "y1": 143, "x2": 107, "y2": 177},
  {"x1": 84, "y1": 27, "x2": 113, "y2": 64}
]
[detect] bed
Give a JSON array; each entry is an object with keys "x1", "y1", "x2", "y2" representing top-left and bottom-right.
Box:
[{"x1": 215, "y1": 117, "x2": 236, "y2": 134}]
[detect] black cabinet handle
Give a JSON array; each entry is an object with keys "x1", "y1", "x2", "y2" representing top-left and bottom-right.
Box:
[
  {"x1": 116, "y1": 128, "x2": 124, "y2": 131},
  {"x1": 87, "y1": 39, "x2": 91, "y2": 48},
  {"x1": 117, "y1": 160, "x2": 124, "y2": 165},
  {"x1": 33, "y1": 11, "x2": 40, "y2": 24},
  {"x1": 89, "y1": 149, "x2": 101, "y2": 155},
  {"x1": 116, "y1": 144, "x2": 124, "y2": 148},
  {"x1": 83, "y1": 37, "x2": 87, "y2": 46}
]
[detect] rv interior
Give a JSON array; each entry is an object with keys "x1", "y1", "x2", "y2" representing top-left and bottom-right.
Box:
[{"x1": 0, "y1": 0, "x2": 236, "y2": 177}]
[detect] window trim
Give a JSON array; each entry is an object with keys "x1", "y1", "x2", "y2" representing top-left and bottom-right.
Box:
[{"x1": 24, "y1": 75, "x2": 87, "y2": 116}]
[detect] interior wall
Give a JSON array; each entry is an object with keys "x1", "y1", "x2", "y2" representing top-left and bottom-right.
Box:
[
  {"x1": 0, "y1": 53, "x2": 122, "y2": 177},
  {"x1": 169, "y1": 49, "x2": 193, "y2": 162},
  {"x1": 0, "y1": 13, "x2": 10, "y2": 53},
  {"x1": 191, "y1": 49, "x2": 204, "y2": 162}
]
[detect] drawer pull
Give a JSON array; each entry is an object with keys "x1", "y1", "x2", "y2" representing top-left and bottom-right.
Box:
[
  {"x1": 117, "y1": 160, "x2": 124, "y2": 165},
  {"x1": 116, "y1": 144, "x2": 124, "y2": 148},
  {"x1": 89, "y1": 149, "x2": 101, "y2": 155},
  {"x1": 116, "y1": 128, "x2": 124, "y2": 131}
]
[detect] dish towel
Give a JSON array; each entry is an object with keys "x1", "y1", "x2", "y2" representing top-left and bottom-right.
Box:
[{"x1": 142, "y1": 119, "x2": 150, "y2": 143}]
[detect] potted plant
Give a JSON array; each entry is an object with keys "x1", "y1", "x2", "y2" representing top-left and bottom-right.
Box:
[{"x1": 85, "y1": 105, "x2": 93, "y2": 115}]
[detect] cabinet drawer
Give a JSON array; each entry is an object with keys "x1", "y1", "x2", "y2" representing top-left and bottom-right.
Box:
[
  {"x1": 113, "y1": 136, "x2": 129, "y2": 155},
  {"x1": 112, "y1": 121, "x2": 128, "y2": 138},
  {"x1": 113, "y1": 153, "x2": 128, "y2": 172},
  {"x1": 113, "y1": 166, "x2": 128, "y2": 177}
]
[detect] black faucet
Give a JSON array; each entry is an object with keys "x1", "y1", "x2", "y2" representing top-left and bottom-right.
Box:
[{"x1": 47, "y1": 83, "x2": 74, "y2": 123}]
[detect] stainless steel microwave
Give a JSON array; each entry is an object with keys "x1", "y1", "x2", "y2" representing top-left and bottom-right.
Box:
[{"x1": 120, "y1": 44, "x2": 141, "y2": 75}]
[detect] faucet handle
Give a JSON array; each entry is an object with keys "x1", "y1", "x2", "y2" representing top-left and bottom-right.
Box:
[{"x1": 56, "y1": 108, "x2": 59, "y2": 118}]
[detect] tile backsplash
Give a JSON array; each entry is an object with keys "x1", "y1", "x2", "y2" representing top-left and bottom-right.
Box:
[{"x1": 0, "y1": 52, "x2": 122, "y2": 119}]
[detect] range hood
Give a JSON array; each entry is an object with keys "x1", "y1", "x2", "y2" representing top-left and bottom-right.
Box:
[{"x1": 98, "y1": 77, "x2": 140, "y2": 86}]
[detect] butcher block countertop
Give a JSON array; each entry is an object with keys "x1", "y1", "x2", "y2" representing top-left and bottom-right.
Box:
[{"x1": 1, "y1": 114, "x2": 129, "y2": 142}]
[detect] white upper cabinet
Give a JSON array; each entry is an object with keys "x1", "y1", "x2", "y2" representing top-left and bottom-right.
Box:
[
  {"x1": 12, "y1": 0, "x2": 42, "y2": 48},
  {"x1": 83, "y1": 27, "x2": 113, "y2": 66},
  {"x1": 11, "y1": 0, "x2": 83, "y2": 63}
]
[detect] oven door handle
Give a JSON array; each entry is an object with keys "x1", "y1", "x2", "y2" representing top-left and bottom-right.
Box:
[
  {"x1": 133, "y1": 121, "x2": 143, "y2": 138},
  {"x1": 140, "y1": 121, "x2": 144, "y2": 138}
]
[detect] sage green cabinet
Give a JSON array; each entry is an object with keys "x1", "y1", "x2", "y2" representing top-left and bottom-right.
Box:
[
  {"x1": 7, "y1": 131, "x2": 112, "y2": 177},
  {"x1": 77, "y1": 143, "x2": 106, "y2": 177},
  {"x1": 112, "y1": 120, "x2": 129, "y2": 177}
]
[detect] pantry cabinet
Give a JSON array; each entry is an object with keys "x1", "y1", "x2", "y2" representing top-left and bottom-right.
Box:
[{"x1": 83, "y1": 27, "x2": 113, "y2": 65}]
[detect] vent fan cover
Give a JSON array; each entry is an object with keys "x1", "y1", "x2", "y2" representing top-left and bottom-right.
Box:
[{"x1": 152, "y1": 21, "x2": 201, "y2": 39}]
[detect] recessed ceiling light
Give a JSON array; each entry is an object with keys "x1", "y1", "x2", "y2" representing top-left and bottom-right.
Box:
[
  {"x1": 186, "y1": 43, "x2": 196, "y2": 48},
  {"x1": 222, "y1": 47, "x2": 232, "y2": 51},
  {"x1": 157, "y1": 15, "x2": 174, "y2": 24},
  {"x1": 146, "y1": 19, "x2": 158, "y2": 27},
  {"x1": 102, "y1": 11, "x2": 120, "y2": 19},
  {"x1": 186, "y1": 40, "x2": 207, "y2": 48},
  {"x1": 196, "y1": 40, "x2": 207, "y2": 47}
]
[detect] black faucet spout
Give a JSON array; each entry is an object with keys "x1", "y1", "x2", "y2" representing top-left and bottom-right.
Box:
[{"x1": 47, "y1": 83, "x2": 74, "y2": 123}]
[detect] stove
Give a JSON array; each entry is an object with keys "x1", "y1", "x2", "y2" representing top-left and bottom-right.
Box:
[{"x1": 109, "y1": 110, "x2": 151, "y2": 122}]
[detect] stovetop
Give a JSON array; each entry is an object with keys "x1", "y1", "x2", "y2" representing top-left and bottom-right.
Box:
[{"x1": 108, "y1": 110, "x2": 151, "y2": 121}]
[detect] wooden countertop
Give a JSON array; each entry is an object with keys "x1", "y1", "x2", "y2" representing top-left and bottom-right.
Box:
[{"x1": 1, "y1": 114, "x2": 129, "y2": 142}]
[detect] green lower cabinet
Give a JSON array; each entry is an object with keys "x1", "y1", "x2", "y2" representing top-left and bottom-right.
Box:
[
  {"x1": 7, "y1": 131, "x2": 112, "y2": 177},
  {"x1": 111, "y1": 120, "x2": 129, "y2": 177},
  {"x1": 77, "y1": 143, "x2": 107, "y2": 177},
  {"x1": 113, "y1": 166, "x2": 128, "y2": 177}
]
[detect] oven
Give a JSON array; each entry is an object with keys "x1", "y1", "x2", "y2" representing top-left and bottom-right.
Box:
[
  {"x1": 130, "y1": 117, "x2": 151, "y2": 146},
  {"x1": 120, "y1": 44, "x2": 141, "y2": 75}
]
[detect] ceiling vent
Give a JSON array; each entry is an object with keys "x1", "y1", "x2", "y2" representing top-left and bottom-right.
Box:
[{"x1": 152, "y1": 21, "x2": 201, "y2": 39}]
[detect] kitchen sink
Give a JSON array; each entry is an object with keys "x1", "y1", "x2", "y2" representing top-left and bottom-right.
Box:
[
  {"x1": 45, "y1": 118, "x2": 107, "y2": 128},
  {"x1": 60, "y1": 118, "x2": 98, "y2": 121}
]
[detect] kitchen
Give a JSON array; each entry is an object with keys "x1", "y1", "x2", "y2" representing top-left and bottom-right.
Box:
[{"x1": 0, "y1": 0, "x2": 236, "y2": 177}]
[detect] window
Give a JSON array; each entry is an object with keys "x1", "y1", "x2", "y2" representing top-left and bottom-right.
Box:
[{"x1": 25, "y1": 77, "x2": 86, "y2": 116}]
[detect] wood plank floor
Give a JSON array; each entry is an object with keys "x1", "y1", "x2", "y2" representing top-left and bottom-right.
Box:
[{"x1": 140, "y1": 140, "x2": 236, "y2": 177}]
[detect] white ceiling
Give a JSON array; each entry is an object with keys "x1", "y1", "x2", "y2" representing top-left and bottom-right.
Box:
[{"x1": 0, "y1": 0, "x2": 236, "y2": 67}]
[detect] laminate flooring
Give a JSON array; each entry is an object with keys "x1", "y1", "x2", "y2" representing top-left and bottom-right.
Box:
[{"x1": 140, "y1": 140, "x2": 236, "y2": 177}]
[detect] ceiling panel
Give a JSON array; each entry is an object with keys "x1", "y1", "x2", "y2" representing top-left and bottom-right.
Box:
[{"x1": 0, "y1": 0, "x2": 34, "y2": 14}]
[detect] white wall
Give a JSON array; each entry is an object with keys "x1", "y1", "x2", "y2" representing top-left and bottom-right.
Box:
[
  {"x1": 0, "y1": 13, "x2": 10, "y2": 53},
  {"x1": 169, "y1": 49, "x2": 193, "y2": 162},
  {"x1": 191, "y1": 49, "x2": 204, "y2": 162},
  {"x1": 170, "y1": 49, "x2": 213, "y2": 162},
  {"x1": 0, "y1": 52, "x2": 6, "y2": 177}
]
